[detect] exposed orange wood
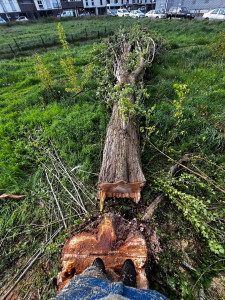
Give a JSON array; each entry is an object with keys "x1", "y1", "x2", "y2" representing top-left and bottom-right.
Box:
[
  {"x1": 56, "y1": 214, "x2": 148, "y2": 292},
  {"x1": 98, "y1": 180, "x2": 145, "y2": 210}
]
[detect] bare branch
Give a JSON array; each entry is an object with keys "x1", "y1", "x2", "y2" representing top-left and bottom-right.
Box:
[
  {"x1": 45, "y1": 170, "x2": 67, "y2": 229},
  {"x1": 141, "y1": 195, "x2": 165, "y2": 221}
]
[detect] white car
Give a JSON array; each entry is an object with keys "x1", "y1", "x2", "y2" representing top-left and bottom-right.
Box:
[
  {"x1": 16, "y1": 16, "x2": 28, "y2": 22},
  {"x1": 129, "y1": 10, "x2": 145, "y2": 18},
  {"x1": 203, "y1": 8, "x2": 225, "y2": 20},
  {"x1": 107, "y1": 9, "x2": 117, "y2": 16},
  {"x1": 145, "y1": 10, "x2": 167, "y2": 19},
  {"x1": 61, "y1": 10, "x2": 74, "y2": 18},
  {"x1": 0, "y1": 17, "x2": 6, "y2": 23},
  {"x1": 117, "y1": 9, "x2": 129, "y2": 17}
]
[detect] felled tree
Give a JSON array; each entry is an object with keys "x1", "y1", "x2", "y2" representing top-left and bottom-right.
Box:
[{"x1": 92, "y1": 26, "x2": 163, "y2": 210}]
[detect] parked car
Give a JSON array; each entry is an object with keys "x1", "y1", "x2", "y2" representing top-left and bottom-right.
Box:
[
  {"x1": 129, "y1": 10, "x2": 145, "y2": 18},
  {"x1": 16, "y1": 16, "x2": 28, "y2": 22},
  {"x1": 61, "y1": 10, "x2": 74, "y2": 18},
  {"x1": 107, "y1": 9, "x2": 117, "y2": 17},
  {"x1": 203, "y1": 8, "x2": 225, "y2": 20},
  {"x1": 117, "y1": 9, "x2": 129, "y2": 17},
  {"x1": 167, "y1": 7, "x2": 195, "y2": 19},
  {"x1": 0, "y1": 17, "x2": 6, "y2": 23},
  {"x1": 79, "y1": 12, "x2": 90, "y2": 17},
  {"x1": 145, "y1": 10, "x2": 167, "y2": 19}
]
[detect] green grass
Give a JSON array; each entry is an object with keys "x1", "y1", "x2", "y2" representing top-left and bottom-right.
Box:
[
  {"x1": 1, "y1": 17, "x2": 225, "y2": 58},
  {"x1": 0, "y1": 17, "x2": 225, "y2": 299}
]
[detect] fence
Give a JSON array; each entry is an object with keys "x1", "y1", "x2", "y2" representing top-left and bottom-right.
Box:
[{"x1": 0, "y1": 26, "x2": 113, "y2": 59}]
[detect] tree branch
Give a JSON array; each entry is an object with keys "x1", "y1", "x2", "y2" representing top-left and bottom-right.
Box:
[{"x1": 149, "y1": 141, "x2": 225, "y2": 195}]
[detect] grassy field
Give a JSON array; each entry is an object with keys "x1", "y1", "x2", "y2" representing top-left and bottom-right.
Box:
[{"x1": 0, "y1": 17, "x2": 225, "y2": 299}]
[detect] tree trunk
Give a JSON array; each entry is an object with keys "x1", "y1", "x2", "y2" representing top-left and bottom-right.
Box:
[
  {"x1": 98, "y1": 101, "x2": 145, "y2": 210},
  {"x1": 96, "y1": 29, "x2": 157, "y2": 210}
]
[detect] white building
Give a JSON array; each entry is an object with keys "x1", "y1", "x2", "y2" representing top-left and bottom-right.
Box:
[
  {"x1": 83, "y1": 0, "x2": 155, "y2": 14},
  {"x1": 156, "y1": 0, "x2": 225, "y2": 12},
  {"x1": 83, "y1": 0, "x2": 106, "y2": 15},
  {"x1": 0, "y1": 0, "x2": 21, "y2": 19},
  {"x1": 33, "y1": 0, "x2": 61, "y2": 12},
  {"x1": 0, "y1": 0, "x2": 62, "y2": 20}
]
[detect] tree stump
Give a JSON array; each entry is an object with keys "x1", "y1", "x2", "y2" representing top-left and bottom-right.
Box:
[{"x1": 56, "y1": 213, "x2": 149, "y2": 292}]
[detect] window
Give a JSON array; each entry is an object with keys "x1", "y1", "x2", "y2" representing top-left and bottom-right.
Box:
[
  {"x1": 45, "y1": 0, "x2": 51, "y2": 8},
  {"x1": 37, "y1": 0, "x2": 44, "y2": 8},
  {"x1": 9, "y1": 0, "x2": 16, "y2": 11},
  {"x1": 19, "y1": 0, "x2": 33, "y2": 3},
  {"x1": 100, "y1": 0, "x2": 102, "y2": 4},
  {"x1": 0, "y1": 0, "x2": 7, "y2": 11},
  {"x1": 52, "y1": 0, "x2": 61, "y2": 8},
  {"x1": 86, "y1": 0, "x2": 88, "y2": 5},
  {"x1": 212, "y1": 9, "x2": 219, "y2": 14},
  {"x1": 91, "y1": 0, "x2": 94, "y2": 5}
]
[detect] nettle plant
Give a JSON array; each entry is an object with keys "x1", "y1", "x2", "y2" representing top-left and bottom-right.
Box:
[
  {"x1": 35, "y1": 54, "x2": 53, "y2": 92},
  {"x1": 209, "y1": 28, "x2": 225, "y2": 60},
  {"x1": 35, "y1": 23, "x2": 92, "y2": 96},
  {"x1": 156, "y1": 172, "x2": 224, "y2": 255},
  {"x1": 57, "y1": 23, "x2": 93, "y2": 94}
]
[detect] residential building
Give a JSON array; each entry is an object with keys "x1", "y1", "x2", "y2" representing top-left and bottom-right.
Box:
[
  {"x1": 82, "y1": 0, "x2": 156, "y2": 15},
  {"x1": 61, "y1": 0, "x2": 83, "y2": 17},
  {"x1": 0, "y1": 0, "x2": 21, "y2": 20},
  {"x1": 33, "y1": 0, "x2": 61, "y2": 17},
  {"x1": 0, "y1": 0, "x2": 62, "y2": 20},
  {"x1": 156, "y1": 0, "x2": 225, "y2": 12}
]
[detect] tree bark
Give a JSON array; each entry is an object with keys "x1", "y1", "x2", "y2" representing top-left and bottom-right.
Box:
[
  {"x1": 97, "y1": 30, "x2": 156, "y2": 210},
  {"x1": 98, "y1": 101, "x2": 145, "y2": 210}
]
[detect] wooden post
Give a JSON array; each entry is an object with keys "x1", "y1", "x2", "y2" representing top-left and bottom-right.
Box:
[
  {"x1": 8, "y1": 44, "x2": 15, "y2": 55},
  {"x1": 40, "y1": 35, "x2": 47, "y2": 49},
  {"x1": 13, "y1": 38, "x2": 21, "y2": 51}
]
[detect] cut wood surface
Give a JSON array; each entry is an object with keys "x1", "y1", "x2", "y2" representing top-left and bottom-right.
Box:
[{"x1": 56, "y1": 213, "x2": 148, "y2": 292}]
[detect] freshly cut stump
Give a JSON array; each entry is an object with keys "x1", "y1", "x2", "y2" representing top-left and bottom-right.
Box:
[{"x1": 56, "y1": 213, "x2": 148, "y2": 292}]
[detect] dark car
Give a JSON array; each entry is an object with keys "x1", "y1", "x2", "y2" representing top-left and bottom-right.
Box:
[{"x1": 167, "y1": 7, "x2": 195, "y2": 19}]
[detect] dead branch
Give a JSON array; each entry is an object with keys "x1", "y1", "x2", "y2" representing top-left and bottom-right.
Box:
[
  {"x1": 199, "y1": 285, "x2": 205, "y2": 300},
  {"x1": 141, "y1": 195, "x2": 165, "y2": 221},
  {"x1": 45, "y1": 170, "x2": 67, "y2": 229},
  {"x1": 0, "y1": 194, "x2": 26, "y2": 200},
  {"x1": 1, "y1": 227, "x2": 62, "y2": 300},
  {"x1": 42, "y1": 162, "x2": 87, "y2": 214},
  {"x1": 170, "y1": 154, "x2": 191, "y2": 176},
  {"x1": 150, "y1": 141, "x2": 225, "y2": 195}
]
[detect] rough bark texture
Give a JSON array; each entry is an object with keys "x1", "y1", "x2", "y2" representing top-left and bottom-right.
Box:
[
  {"x1": 98, "y1": 102, "x2": 146, "y2": 209},
  {"x1": 99, "y1": 103, "x2": 145, "y2": 184},
  {"x1": 97, "y1": 31, "x2": 156, "y2": 210}
]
